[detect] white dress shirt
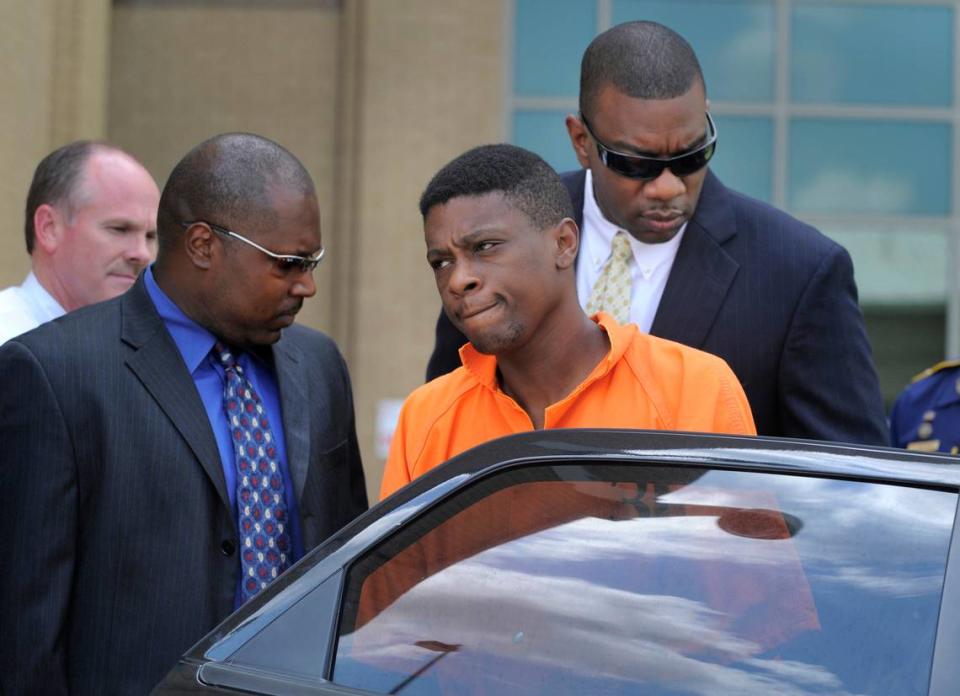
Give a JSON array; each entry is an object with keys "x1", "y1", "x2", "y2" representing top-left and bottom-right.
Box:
[
  {"x1": 576, "y1": 169, "x2": 685, "y2": 333},
  {"x1": 0, "y1": 271, "x2": 65, "y2": 345}
]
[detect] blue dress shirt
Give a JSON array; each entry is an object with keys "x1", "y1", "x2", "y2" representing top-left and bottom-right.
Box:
[{"x1": 144, "y1": 266, "x2": 304, "y2": 607}]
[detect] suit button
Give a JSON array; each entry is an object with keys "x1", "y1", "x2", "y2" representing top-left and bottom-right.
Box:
[{"x1": 221, "y1": 540, "x2": 236, "y2": 556}]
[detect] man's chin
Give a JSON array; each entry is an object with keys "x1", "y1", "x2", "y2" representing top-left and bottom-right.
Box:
[
  {"x1": 104, "y1": 274, "x2": 139, "y2": 296},
  {"x1": 627, "y1": 224, "x2": 684, "y2": 245},
  {"x1": 461, "y1": 322, "x2": 526, "y2": 357}
]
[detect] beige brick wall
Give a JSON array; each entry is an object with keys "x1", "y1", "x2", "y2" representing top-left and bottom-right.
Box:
[
  {"x1": 108, "y1": 1, "x2": 341, "y2": 331},
  {"x1": 339, "y1": 0, "x2": 505, "y2": 497},
  {"x1": 0, "y1": 0, "x2": 110, "y2": 285}
]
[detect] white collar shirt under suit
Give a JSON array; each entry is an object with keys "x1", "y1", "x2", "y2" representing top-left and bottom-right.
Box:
[
  {"x1": 0, "y1": 271, "x2": 65, "y2": 345},
  {"x1": 575, "y1": 169, "x2": 686, "y2": 334}
]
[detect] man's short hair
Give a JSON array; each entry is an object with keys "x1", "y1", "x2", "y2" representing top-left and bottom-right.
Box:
[
  {"x1": 579, "y1": 21, "x2": 705, "y2": 119},
  {"x1": 157, "y1": 132, "x2": 315, "y2": 253},
  {"x1": 23, "y1": 140, "x2": 103, "y2": 254},
  {"x1": 419, "y1": 144, "x2": 574, "y2": 229}
]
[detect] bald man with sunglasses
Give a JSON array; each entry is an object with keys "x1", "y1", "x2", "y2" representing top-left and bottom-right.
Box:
[{"x1": 428, "y1": 21, "x2": 887, "y2": 446}]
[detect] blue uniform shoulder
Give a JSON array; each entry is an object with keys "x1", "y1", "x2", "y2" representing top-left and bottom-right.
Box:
[
  {"x1": 890, "y1": 361, "x2": 960, "y2": 453},
  {"x1": 910, "y1": 359, "x2": 960, "y2": 384}
]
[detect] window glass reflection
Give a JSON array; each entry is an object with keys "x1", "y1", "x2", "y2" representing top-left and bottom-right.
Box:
[
  {"x1": 791, "y1": 2, "x2": 953, "y2": 106},
  {"x1": 512, "y1": 110, "x2": 581, "y2": 174},
  {"x1": 333, "y1": 464, "x2": 955, "y2": 695},
  {"x1": 788, "y1": 118, "x2": 951, "y2": 215},
  {"x1": 514, "y1": 0, "x2": 597, "y2": 97},
  {"x1": 710, "y1": 115, "x2": 773, "y2": 203},
  {"x1": 613, "y1": 0, "x2": 776, "y2": 102}
]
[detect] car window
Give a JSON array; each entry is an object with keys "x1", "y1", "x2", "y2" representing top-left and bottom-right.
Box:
[{"x1": 332, "y1": 463, "x2": 956, "y2": 696}]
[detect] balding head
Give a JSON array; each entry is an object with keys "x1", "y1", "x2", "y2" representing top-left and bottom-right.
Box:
[
  {"x1": 157, "y1": 132, "x2": 316, "y2": 257},
  {"x1": 25, "y1": 141, "x2": 159, "y2": 311},
  {"x1": 154, "y1": 133, "x2": 321, "y2": 349}
]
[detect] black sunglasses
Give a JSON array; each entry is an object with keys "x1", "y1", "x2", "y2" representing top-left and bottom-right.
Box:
[
  {"x1": 581, "y1": 112, "x2": 718, "y2": 181},
  {"x1": 180, "y1": 221, "x2": 325, "y2": 275}
]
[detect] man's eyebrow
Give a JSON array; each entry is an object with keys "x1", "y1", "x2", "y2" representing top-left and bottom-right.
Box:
[
  {"x1": 457, "y1": 227, "x2": 503, "y2": 244},
  {"x1": 102, "y1": 217, "x2": 135, "y2": 227},
  {"x1": 427, "y1": 225, "x2": 505, "y2": 255},
  {"x1": 288, "y1": 245, "x2": 324, "y2": 258}
]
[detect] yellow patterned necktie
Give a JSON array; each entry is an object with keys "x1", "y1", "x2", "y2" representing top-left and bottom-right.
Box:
[{"x1": 585, "y1": 231, "x2": 632, "y2": 323}]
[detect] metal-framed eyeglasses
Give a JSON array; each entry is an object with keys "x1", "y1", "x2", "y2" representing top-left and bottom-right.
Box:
[
  {"x1": 580, "y1": 111, "x2": 718, "y2": 181},
  {"x1": 180, "y1": 220, "x2": 325, "y2": 274}
]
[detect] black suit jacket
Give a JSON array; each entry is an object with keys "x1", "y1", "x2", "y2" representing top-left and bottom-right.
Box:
[
  {"x1": 428, "y1": 169, "x2": 888, "y2": 444},
  {"x1": 0, "y1": 277, "x2": 367, "y2": 695}
]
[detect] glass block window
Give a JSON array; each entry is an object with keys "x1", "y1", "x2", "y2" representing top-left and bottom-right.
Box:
[
  {"x1": 612, "y1": 0, "x2": 777, "y2": 102},
  {"x1": 710, "y1": 115, "x2": 774, "y2": 203},
  {"x1": 791, "y1": 2, "x2": 953, "y2": 106},
  {"x1": 513, "y1": 0, "x2": 597, "y2": 97},
  {"x1": 788, "y1": 119, "x2": 952, "y2": 216}
]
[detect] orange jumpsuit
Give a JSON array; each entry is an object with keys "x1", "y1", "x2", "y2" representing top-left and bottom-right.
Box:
[{"x1": 382, "y1": 313, "x2": 755, "y2": 499}]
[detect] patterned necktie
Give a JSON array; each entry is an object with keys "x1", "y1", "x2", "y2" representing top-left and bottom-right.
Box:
[
  {"x1": 213, "y1": 342, "x2": 292, "y2": 602},
  {"x1": 585, "y1": 230, "x2": 633, "y2": 323}
]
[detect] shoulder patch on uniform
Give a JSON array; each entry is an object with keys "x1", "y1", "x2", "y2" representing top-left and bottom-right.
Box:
[{"x1": 911, "y1": 359, "x2": 960, "y2": 383}]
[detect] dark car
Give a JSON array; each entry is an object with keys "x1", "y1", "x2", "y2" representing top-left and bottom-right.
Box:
[{"x1": 154, "y1": 430, "x2": 960, "y2": 695}]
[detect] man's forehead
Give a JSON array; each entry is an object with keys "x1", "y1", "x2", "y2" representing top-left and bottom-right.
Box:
[
  {"x1": 70, "y1": 149, "x2": 157, "y2": 209},
  {"x1": 426, "y1": 193, "x2": 517, "y2": 233},
  {"x1": 258, "y1": 187, "x2": 322, "y2": 248},
  {"x1": 591, "y1": 84, "x2": 708, "y2": 152}
]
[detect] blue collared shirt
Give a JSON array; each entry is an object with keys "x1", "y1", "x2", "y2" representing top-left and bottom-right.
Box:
[{"x1": 144, "y1": 266, "x2": 304, "y2": 607}]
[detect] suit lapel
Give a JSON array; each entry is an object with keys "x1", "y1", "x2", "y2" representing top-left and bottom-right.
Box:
[
  {"x1": 273, "y1": 336, "x2": 311, "y2": 503},
  {"x1": 650, "y1": 171, "x2": 739, "y2": 347},
  {"x1": 121, "y1": 278, "x2": 230, "y2": 509}
]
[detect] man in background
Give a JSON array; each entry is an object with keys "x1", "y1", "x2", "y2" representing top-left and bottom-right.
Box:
[
  {"x1": 0, "y1": 132, "x2": 367, "y2": 694},
  {"x1": 382, "y1": 143, "x2": 754, "y2": 498},
  {"x1": 427, "y1": 21, "x2": 888, "y2": 446},
  {"x1": 0, "y1": 140, "x2": 160, "y2": 343}
]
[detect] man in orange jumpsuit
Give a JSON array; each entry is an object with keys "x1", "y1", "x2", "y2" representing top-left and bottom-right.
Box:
[{"x1": 381, "y1": 144, "x2": 755, "y2": 499}]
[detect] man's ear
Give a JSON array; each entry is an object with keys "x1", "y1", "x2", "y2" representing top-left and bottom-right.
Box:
[
  {"x1": 32, "y1": 204, "x2": 64, "y2": 254},
  {"x1": 565, "y1": 114, "x2": 592, "y2": 169},
  {"x1": 553, "y1": 217, "x2": 579, "y2": 270},
  {"x1": 183, "y1": 222, "x2": 217, "y2": 270}
]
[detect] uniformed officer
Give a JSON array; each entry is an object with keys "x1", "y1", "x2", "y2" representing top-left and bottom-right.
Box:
[{"x1": 890, "y1": 359, "x2": 960, "y2": 454}]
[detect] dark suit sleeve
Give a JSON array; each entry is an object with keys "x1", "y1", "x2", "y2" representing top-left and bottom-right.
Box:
[
  {"x1": 425, "y1": 310, "x2": 467, "y2": 382},
  {"x1": 778, "y1": 245, "x2": 889, "y2": 445},
  {"x1": 0, "y1": 342, "x2": 75, "y2": 695}
]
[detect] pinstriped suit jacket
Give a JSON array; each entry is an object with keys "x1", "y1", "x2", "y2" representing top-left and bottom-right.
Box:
[
  {"x1": 427, "y1": 169, "x2": 888, "y2": 445},
  {"x1": 0, "y1": 276, "x2": 367, "y2": 695}
]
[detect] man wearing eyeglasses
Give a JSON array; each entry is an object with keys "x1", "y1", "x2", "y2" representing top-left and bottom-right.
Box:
[
  {"x1": 0, "y1": 133, "x2": 367, "y2": 695},
  {"x1": 427, "y1": 21, "x2": 888, "y2": 446}
]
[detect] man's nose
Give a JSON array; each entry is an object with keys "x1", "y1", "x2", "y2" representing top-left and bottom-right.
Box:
[
  {"x1": 446, "y1": 258, "x2": 480, "y2": 297},
  {"x1": 127, "y1": 232, "x2": 156, "y2": 267},
  {"x1": 290, "y1": 269, "x2": 317, "y2": 298},
  {"x1": 642, "y1": 168, "x2": 686, "y2": 201}
]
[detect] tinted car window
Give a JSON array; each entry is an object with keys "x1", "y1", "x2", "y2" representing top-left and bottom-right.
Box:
[{"x1": 333, "y1": 463, "x2": 956, "y2": 695}]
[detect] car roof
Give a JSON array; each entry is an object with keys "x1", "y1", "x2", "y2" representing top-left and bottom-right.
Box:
[{"x1": 395, "y1": 429, "x2": 960, "y2": 498}]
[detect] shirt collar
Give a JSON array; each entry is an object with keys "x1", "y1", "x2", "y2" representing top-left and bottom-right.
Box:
[
  {"x1": 582, "y1": 169, "x2": 687, "y2": 274},
  {"x1": 459, "y1": 311, "x2": 635, "y2": 391},
  {"x1": 22, "y1": 271, "x2": 66, "y2": 323},
  {"x1": 143, "y1": 265, "x2": 217, "y2": 374}
]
